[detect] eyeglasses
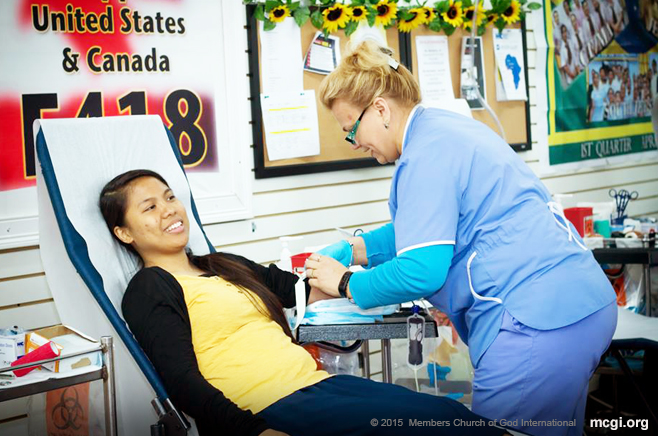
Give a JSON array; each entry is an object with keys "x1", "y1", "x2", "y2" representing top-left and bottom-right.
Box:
[{"x1": 345, "y1": 105, "x2": 370, "y2": 145}]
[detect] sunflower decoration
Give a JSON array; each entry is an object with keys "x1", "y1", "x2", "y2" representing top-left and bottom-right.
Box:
[
  {"x1": 269, "y1": 5, "x2": 290, "y2": 23},
  {"x1": 420, "y1": 6, "x2": 436, "y2": 24},
  {"x1": 351, "y1": 5, "x2": 368, "y2": 22},
  {"x1": 484, "y1": 12, "x2": 498, "y2": 27},
  {"x1": 322, "y1": 3, "x2": 352, "y2": 33},
  {"x1": 442, "y1": 0, "x2": 464, "y2": 28},
  {"x1": 462, "y1": 4, "x2": 485, "y2": 31},
  {"x1": 501, "y1": 0, "x2": 521, "y2": 25},
  {"x1": 374, "y1": 0, "x2": 398, "y2": 27},
  {"x1": 398, "y1": 8, "x2": 426, "y2": 32}
]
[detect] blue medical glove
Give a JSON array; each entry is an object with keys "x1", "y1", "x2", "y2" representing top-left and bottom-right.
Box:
[
  {"x1": 427, "y1": 362, "x2": 451, "y2": 387},
  {"x1": 444, "y1": 393, "x2": 464, "y2": 401},
  {"x1": 317, "y1": 240, "x2": 353, "y2": 267}
]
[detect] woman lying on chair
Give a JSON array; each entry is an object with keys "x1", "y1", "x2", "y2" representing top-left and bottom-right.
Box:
[{"x1": 99, "y1": 169, "x2": 511, "y2": 436}]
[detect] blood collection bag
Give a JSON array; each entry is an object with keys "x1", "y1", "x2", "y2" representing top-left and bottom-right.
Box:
[{"x1": 407, "y1": 305, "x2": 425, "y2": 368}]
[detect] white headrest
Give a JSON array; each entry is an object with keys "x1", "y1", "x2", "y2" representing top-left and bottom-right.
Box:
[{"x1": 35, "y1": 115, "x2": 210, "y2": 314}]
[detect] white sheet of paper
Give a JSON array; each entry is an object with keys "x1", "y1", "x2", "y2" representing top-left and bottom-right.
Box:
[
  {"x1": 493, "y1": 28, "x2": 527, "y2": 101},
  {"x1": 350, "y1": 21, "x2": 388, "y2": 47},
  {"x1": 259, "y1": 18, "x2": 303, "y2": 95},
  {"x1": 424, "y1": 98, "x2": 473, "y2": 118},
  {"x1": 304, "y1": 32, "x2": 341, "y2": 75},
  {"x1": 261, "y1": 90, "x2": 320, "y2": 161},
  {"x1": 416, "y1": 35, "x2": 455, "y2": 103}
]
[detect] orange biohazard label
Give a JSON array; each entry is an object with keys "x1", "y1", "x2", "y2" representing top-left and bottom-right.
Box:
[
  {"x1": 612, "y1": 277, "x2": 626, "y2": 306},
  {"x1": 605, "y1": 268, "x2": 626, "y2": 307},
  {"x1": 584, "y1": 217, "x2": 595, "y2": 237},
  {"x1": 46, "y1": 383, "x2": 90, "y2": 436}
]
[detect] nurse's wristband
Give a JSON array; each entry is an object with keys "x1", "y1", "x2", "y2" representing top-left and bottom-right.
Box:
[{"x1": 338, "y1": 271, "x2": 353, "y2": 299}]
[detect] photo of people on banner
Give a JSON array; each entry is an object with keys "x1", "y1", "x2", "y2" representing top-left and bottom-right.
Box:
[
  {"x1": 588, "y1": 56, "x2": 656, "y2": 122},
  {"x1": 551, "y1": 0, "x2": 627, "y2": 89},
  {"x1": 543, "y1": 0, "x2": 658, "y2": 167}
]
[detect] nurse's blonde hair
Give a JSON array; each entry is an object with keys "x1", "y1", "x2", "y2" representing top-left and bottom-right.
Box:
[{"x1": 318, "y1": 40, "x2": 421, "y2": 109}]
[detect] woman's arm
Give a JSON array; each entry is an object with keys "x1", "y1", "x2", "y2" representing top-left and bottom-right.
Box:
[
  {"x1": 358, "y1": 223, "x2": 397, "y2": 268},
  {"x1": 122, "y1": 269, "x2": 270, "y2": 436},
  {"x1": 348, "y1": 245, "x2": 453, "y2": 308}
]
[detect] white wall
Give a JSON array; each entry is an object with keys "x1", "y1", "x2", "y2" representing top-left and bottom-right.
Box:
[{"x1": 2, "y1": 14, "x2": 657, "y2": 435}]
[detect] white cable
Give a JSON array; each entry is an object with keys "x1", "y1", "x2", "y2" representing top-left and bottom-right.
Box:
[
  {"x1": 417, "y1": 300, "x2": 439, "y2": 395},
  {"x1": 465, "y1": 0, "x2": 506, "y2": 141},
  {"x1": 414, "y1": 367, "x2": 420, "y2": 392},
  {"x1": 417, "y1": 299, "x2": 440, "y2": 395},
  {"x1": 433, "y1": 359, "x2": 439, "y2": 396}
]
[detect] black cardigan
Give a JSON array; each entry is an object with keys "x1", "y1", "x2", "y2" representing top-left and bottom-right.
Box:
[{"x1": 121, "y1": 252, "x2": 309, "y2": 436}]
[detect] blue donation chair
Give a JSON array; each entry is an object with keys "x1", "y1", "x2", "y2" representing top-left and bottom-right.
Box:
[{"x1": 35, "y1": 115, "x2": 214, "y2": 435}]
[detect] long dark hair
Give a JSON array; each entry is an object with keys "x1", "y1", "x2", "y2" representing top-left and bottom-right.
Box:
[{"x1": 99, "y1": 169, "x2": 294, "y2": 340}]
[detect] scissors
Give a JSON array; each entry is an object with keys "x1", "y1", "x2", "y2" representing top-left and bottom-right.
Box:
[{"x1": 609, "y1": 189, "x2": 639, "y2": 218}]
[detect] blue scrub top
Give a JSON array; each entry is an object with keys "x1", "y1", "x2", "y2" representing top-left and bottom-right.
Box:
[{"x1": 390, "y1": 106, "x2": 615, "y2": 366}]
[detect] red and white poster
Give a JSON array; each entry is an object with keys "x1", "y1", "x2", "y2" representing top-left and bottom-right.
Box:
[{"x1": 0, "y1": 0, "x2": 252, "y2": 247}]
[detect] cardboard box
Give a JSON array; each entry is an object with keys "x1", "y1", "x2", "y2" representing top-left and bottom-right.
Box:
[
  {"x1": 25, "y1": 325, "x2": 101, "y2": 373},
  {"x1": 0, "y1": 331, "x2": 25, "y2": 368}
]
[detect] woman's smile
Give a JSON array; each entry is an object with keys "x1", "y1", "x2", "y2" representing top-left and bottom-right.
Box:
[{"x1": 164, "y1": 220, "x2": 185, "y2": 234}]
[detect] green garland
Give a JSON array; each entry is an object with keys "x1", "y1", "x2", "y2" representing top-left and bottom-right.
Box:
[{"x1": 244, "y1": 0, "x2": 542, "y2": 36}]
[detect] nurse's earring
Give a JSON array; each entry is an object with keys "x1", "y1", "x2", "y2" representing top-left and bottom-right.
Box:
[{"x1": 384, "y1": 121, "x2": 389, "y2": 129}]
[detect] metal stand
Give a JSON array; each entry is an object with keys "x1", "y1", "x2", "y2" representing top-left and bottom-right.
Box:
[
  {"x1": 101, "y1": 336, "x2": 118, "y2": 436},
  {"x1": 611, "y1": 347, "x2": 658, "y2": 426},
  {"x1": 151, "y1": 397, "x2": 189, "y2": 436},
  {"x1": 646, "y1": 265, "x2": 653, "y2": 317},
  {"x1": 381, "y1": 339, "x2": 392, "y2": 383},
  {"x1": 361, "y1": 340, "x2": 370, "y2": 379},
  {"x1": 593, "y1": 247, "x2": 658, "y2": 317},
  {"x1": 297, "y1": 312, "x2": 437, "y2": 384},
  {"x1": 0, "y1": 336, "x2": 118, "y2": 436}
]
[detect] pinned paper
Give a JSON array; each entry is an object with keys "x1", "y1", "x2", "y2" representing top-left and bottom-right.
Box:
[
  {"x1": 493, "y1": 28, "x2": 527, "y2": 101},
  {"x1": 259, "y1": 18, "x2": 303, "y2": 95},
  {"x1": 304, "y1": 32, "x2": 341, "y2": 75},
  {"x1": 416, "y1": 35, "x2": 454, "y2": 105},
  {"x1": 261, "y1": 90, "x2": 320, "y2": 161}
]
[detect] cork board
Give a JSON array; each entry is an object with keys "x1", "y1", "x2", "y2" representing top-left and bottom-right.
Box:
[
  {"x1": 408, "y1": 23, "x2": 531, "y2": 151},
  {"x1": 246, "y1": 6, "x2": 404, "y2": 178}
]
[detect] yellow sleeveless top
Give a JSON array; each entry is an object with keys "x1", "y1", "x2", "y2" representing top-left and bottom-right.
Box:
[{"x1": 174, "y1": 275, "x2": 330, "y2": 413}]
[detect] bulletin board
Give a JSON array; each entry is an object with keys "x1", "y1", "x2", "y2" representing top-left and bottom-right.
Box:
[
  {"x1": 246, "y1": 5, "x2": 407, "y2": 178},
  {"x1": 407, "y1": 22, "x2": 532, "y2": 152}
]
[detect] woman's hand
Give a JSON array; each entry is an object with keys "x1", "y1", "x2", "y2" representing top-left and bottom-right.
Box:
[
  {"x1": 305, "y1": 254, "x2": 348, "y2": 298},
  {"x1": 259, "y1": 430, "x2": 290, "y2": 436}
]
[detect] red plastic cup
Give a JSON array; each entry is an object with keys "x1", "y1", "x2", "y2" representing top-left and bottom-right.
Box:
[
  {"x1": 11, "y1": 341, "x2": 60, "y2": 377},
  {"x1": 564, "y1": 207, "x2": 593, "y2": 238},
  {"x1": 291, "y1": 252, "x2": 313, "y2": 275}
]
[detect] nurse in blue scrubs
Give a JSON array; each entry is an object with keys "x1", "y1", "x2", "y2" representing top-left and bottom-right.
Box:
[{"x1": 305, "y1": 40, "x2": 617, "y2": 436}]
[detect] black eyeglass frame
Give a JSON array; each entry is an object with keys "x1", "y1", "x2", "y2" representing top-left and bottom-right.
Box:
[{"x1": 345, "y1": 105, "x2": 371, "y2": 145}]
